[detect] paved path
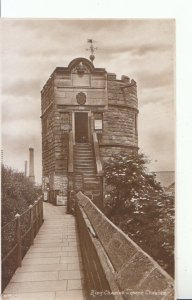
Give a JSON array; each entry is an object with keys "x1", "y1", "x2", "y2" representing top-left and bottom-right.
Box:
[{"x1": 3, "y1": 203, "x2": 86, "y2": 300}]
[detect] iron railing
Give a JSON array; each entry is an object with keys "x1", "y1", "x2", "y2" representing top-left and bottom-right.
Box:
[{"x1": 1, "y1": 197, "x2": 43, "y2": 291}]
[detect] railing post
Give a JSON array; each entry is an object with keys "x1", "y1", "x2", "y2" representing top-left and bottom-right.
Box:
[
  {"x1": 34, "y1": 200, "x2": 38, "y2": 234},
  {"x1": 37, "y1": 200, "x2": 40, "y2": 227},
  {"x1": 40, "y1": 197, "x2": 43, "y2": 225},
  {"x1": 38, "y1": 199, "x2": 41, "y2": 226},
  {"x1": 37, "y1": 200, "x2": 39, "y2": 231},
  {"x1": 15, "y1": 213, "x2": 22, "y2": 267},
  {"x1": 29, "y1": 205, "x2": 34, "y2": 245}
]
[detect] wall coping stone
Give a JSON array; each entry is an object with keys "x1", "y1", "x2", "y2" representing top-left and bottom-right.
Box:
[
  {"x1": 76, "y1": 191, "x2": 174, "y2": 298},
  {"x1": 79, "y1": 206, "x2": 124, "y2": 300}
]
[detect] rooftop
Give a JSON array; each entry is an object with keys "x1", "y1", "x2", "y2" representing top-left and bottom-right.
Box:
[{"x1": 155, "y1": 171, "x2": 175, "y2": 188}]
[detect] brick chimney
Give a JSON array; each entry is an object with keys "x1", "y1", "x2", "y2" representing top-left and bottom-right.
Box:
[
  {"x1": 29, "y1": 148, "x2": 35, "y2": 183},
  {"x1": 24, "y1": 160, "x2": 27, "y2": 177}
]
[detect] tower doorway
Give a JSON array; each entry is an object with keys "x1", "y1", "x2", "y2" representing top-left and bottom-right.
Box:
[{"x1": 75, "y1": 112, "x2": 89, "y2": 143}]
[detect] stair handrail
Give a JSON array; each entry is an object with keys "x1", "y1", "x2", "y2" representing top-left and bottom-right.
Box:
[
  {"x1": 68, "y1": 131, "x2": 74, "y2": 173},
  {"x1": 92, "y1": 131, "x2": 103, "y2": 176},
  {"x1": 75, "y1": 172, "x2": 85, "y2": 193}
]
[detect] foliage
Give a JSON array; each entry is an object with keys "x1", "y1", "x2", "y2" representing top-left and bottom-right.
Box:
[
  {"x1": 104, "y1": 152, "x2": 174, "y2": 277},
  {"x1": 1, "y1": 165, "x2": 42, "y2": 290},
  {"x1": 1, "y1": 165, "x2": 40, "y2": 226}
]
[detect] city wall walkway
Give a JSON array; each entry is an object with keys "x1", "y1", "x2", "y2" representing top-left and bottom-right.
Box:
[{"x1": 3, "y1": 203, "x2": 86, "y2": 300}]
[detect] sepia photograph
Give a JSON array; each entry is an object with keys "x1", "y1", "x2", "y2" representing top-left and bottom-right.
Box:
[{"x1": 1, "y1": 19, "x2": 175, "y2": 299}]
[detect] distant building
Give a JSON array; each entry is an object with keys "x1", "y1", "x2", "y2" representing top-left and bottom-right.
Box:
[
  {"x1": 41, "y1": 57, "x2": 139, "y2": 206},
  {"x1": 155, "y1": 171, "x2": 175, "y2": 194}
]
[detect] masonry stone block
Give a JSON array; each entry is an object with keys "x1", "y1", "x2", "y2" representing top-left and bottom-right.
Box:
[
  {"x1": 88, "y1": 210, "x2": 104, "y2": 231},
  {"x1": 95, "y1": 220, "x2": 117, "y2": 249},
  {"x1": 77, "y1": 193, "x2": 89, "y2": 207},
  {"x1": 116, "y1": 252, "x2": 155, "y2": 290},
  {"x1": 140, "y1": 268, "x2": 172, "y2": 292},
  {"x1": 107, "y1": 238, "x2": 137, "y2": 271}
]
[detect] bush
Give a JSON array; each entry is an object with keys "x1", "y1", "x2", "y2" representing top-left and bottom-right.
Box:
[
  {"x1": 104, "y1": 152, "x2": 174, "y2": 277},
  {"x1": 1, "y1": 165, "x2": 40, "y2": 226},
  {"x1": 1, "y1": 165, "x2": 42, "y2": 290}
]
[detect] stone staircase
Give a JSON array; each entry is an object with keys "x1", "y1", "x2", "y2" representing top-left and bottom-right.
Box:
[{"x1": 74, "y1": 143, "x2": 101, "y2": 200}]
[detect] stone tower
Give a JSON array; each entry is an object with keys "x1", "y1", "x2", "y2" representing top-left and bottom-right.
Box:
[{"x1": 41, "y1": 57, "x2": 138, "y2": 207}]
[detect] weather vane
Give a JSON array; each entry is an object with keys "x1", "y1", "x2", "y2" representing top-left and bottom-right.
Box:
[{"x1": 86, "y1": 39, "x2": 98, "y2": 63}]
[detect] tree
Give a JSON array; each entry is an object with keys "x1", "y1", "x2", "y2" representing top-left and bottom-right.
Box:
[
  {"x1": 1, "y1": 165, "x2": 40, "y2": 226},
  {"x1": 104, "y1": 152, "x2": 174, "y2": 277},
  {"x1": 1, "y1": 165, "x2": 42, "y2": 290}
]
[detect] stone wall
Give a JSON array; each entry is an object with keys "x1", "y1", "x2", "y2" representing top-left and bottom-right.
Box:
[
  {"x1": 76, "y1": 202, "x2": 116, "y2": 300},
  {"x1": 76, "y1": 192, "x2": 174, "y2": 300},
  {"x1": 102, "y1": 106, "x2": 138, "y2": 146},
  {"x1": 107, "y1": 74, "x2": 138, "y2": 109},
  {"x1": 53, "y1": 110, "x2": 70, "y2": 175},
  {"x1": 98, "y1": 73, "x2": 139, "y2": 161},
  {"x1": 54, "y1": 58, "x2": 107, "y2": 107},
  {"x1": 41, "y1": 106, "x2": 55, "y2": 177},
  {"x1": 41, "y1": 78, "x2": 70, "y2": 195}
]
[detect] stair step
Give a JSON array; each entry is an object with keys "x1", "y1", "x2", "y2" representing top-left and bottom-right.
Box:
[
  {"x1": 74, "y1": 144, "x2": 91, "y2": 146},
  {"x1": 75, "y1": 169, "x2": 95, "y2": 172},
  {"x1": 74, "y1": 157, "x2": 94, "y2": 159},
  {"x1": 74, "y1": 154, "x2": 92, "y2": 156},
  {"x1": 84, "y1": 179, "x2": 100, "y2": 183},
  {"x1": 84, "y1": 180, "x2": 99, "y2": 184},
  {"x1": 75, "y1": 153, "x2": 92, "y2": 155},
  {"x1": 74, "y1": 168, "x2": 96, "y2": 172},
  {"x1": 84, "y1": 183, "x2": 99, "y2": 186},
  {"x1": 84, "y1": 184, "x2": 100, "y2": 187},
  {"x1": 74, "y1": 165, "x2": 95, "y2": 168},
  {"x1": 84, "y1": 188, "x2": 101, "y2": 191},
  {"x1": 74, "y1": 154, "x2": 93, "y2": 157},
  {"x1": 74, "y1": 159, "x2": 94, "y2": 162},
  {"x1": 74, "y1": 148, "x2": 92, "y2": 151},
  {"x1": 84, "y1": 190, "x2": 101, "y2": 195},
  {"x1": 74, "y1": 154, "x2": 94, "y2": 158},
  {"x1": 75, "y1": 162, "x2": 95, "y2": 165},
  {"x1": 84, "y1": 176, "x2": 98, "y2": 179},
  {"x1": 84, "y1": 177, "x2": 99, "y2": 181},
  {"x1": 74, "y1": 158, "x2": 95, "y2": 161},
  {"x1": 73, "y1": 143, "x2": 102, "y2": 195},
  {"x1": 74, "y1": 147, "x2": 92, "y2": 150},
  {"x1": 83, "y1": 173, "x2": 97, "y2": 176},
  {"x1": 75, "y1": 169, "x2": 96, "y2": 172}
]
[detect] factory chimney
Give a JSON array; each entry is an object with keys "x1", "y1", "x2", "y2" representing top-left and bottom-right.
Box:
[
  {"x1": 29, "y1": 148, "x2": 35, "y2": 183},
  {"x1": 24, "y1": 160, "x2": 27, "y2": 177}
]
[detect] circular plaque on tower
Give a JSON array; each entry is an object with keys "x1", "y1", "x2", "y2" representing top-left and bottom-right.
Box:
[{"x1": 76, "y1": 92, "x2": 86, "y2": 105}]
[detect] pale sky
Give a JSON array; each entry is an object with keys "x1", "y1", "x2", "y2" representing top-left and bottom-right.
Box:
[{"x1": 1, "y1": 19, "x2": 175, "y2": 183}]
